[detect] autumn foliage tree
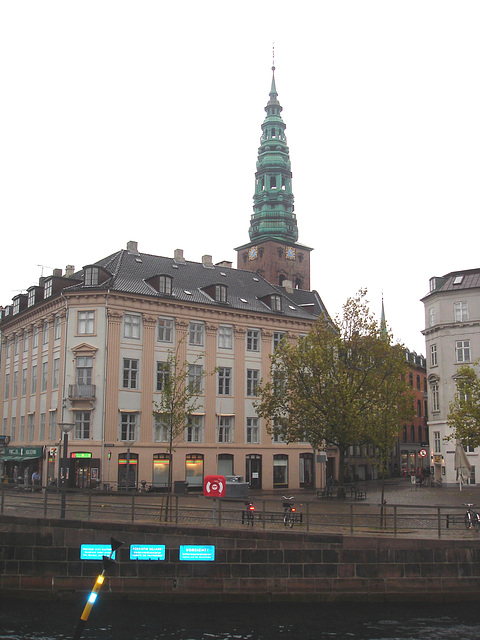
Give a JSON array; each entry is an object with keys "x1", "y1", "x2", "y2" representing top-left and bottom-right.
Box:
[
  {"x1": 255, "y1": 290, "x2": 414, "y2": 498},
  {"x1": 447, "y1": 362, "x2": 480, "y2": 447}
]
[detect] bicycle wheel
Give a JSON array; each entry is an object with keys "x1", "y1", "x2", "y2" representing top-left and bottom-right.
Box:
[
  {"x1": 465, "y1": 512, "x2": 472, "y2": 530},
  {"x1": 474, "y1": 513, "x2": 480, "y2": 532},
  {"x1": 283, "y1": 512, "x2": 289, "y2": 527},
  {"x1": 288, "y1": 511, "x2": 295, "y2": 528}
]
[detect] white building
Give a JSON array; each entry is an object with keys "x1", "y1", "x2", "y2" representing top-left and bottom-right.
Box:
[{"x1": 422, "y1": 268, "x2": 480, "y2": 486}]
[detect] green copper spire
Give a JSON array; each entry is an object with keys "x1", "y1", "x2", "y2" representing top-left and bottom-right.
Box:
[{"x1": 248, "y1": 65, "x2": 298, "y2": 244}]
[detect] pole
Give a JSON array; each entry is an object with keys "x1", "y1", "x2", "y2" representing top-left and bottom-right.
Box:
[{"x1": 60, "y1": 430, "x2": 68, "y2": 519}]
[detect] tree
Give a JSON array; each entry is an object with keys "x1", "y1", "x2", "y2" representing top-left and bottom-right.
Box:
[
  {"x1": 447, "y1": 362, "x2": 480, "y2": 447},
  {"x1": 152, "y1": 342, "x2": 212, "y2": 504},
  {"x1": 255, "y1": 290, "x2": 414, "y2": 498}
]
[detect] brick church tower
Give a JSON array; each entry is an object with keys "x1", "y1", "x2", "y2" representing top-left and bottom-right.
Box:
[{"x1": 236, "y1": 64, "x2": 313, "y2": 290}]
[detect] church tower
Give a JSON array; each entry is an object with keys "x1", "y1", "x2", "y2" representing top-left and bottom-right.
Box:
[{"x1": 236, "y1": 63, "x2": 312, "y2": 290}]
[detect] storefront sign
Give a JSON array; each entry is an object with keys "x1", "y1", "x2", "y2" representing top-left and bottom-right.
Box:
[{"x1": 71, "y1": 452, "x2": 92, "y2": 459}]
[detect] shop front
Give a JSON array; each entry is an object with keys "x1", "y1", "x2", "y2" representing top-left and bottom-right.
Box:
[
  {"x1": 0, "y1": 446, "x2": 44, "y2": 486},
  {"x1": 69, "y1": 452, "x2": 101, "y2": 489}
]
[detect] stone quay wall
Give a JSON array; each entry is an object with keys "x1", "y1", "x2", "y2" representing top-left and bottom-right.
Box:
[{"x1": 1, "y1": 514, "x2": 480, "y2": 603}]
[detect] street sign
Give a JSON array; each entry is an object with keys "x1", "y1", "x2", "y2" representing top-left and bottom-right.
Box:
[
  {"x1": 419, "y1": 449, "x2": 427, "y2": 458},
  {"x1": 203, "y1": 475, "x2": 225, "y2": 497}
]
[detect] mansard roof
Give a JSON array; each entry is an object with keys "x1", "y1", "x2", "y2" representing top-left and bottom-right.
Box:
[{"x1": 422, "y1": 267, "x2": 480, "y2": 300}]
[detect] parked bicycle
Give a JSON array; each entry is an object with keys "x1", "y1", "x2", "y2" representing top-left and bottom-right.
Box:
[
  {"x1": 282, "y1": 496, "x2": 296, "y2": 528},
  {"x1": 464, "y1": 503, "x2": 480, "y2": 530},
  {"x1": 243, "y1": 501, "x2": 255, "y2": 526}
]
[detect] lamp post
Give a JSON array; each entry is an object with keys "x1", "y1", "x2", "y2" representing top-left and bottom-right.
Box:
[{"x1": 58, "y1": 422, "x2": 74, "y2": 519}]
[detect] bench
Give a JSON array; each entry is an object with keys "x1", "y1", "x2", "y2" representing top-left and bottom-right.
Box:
[
  {"x1": 317, "y1": 487, "x2": 336, "y2": 499},
  {"x1": 241, "y1": 509, "x2": 303, "y2": 525},
  {"x1": 352, "y1": 486, "x2": 367, "y2": 500}
]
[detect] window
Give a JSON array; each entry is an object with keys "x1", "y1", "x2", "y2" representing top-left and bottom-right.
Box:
[
  {"x1": 246, "y1": 329, "x2": 260, "y2": 352},
  {"x1": 218, "y1": 416, "x2": 233, "y2": 443},
  {"x1": 215, "y1": 285, "x2": 227, "y2": 302},
  {"x1": 12, "y1": 371, "x2": 17, "y2": 398},
  {"x1": 31, "y1": 365, "x2": 37, "y2": 394},
  {"x1": 434, "y1": 431, "x2": 441, "y2": 454},
  {"x1": 43, "y1": 321, "x2": 49, "y2": 344},
  {"x1": 39, "y1": 413, "x2": 46, "y2": 440},
  {"x1": 49, "y1": 410, "x2": 57, "y2": 440},
  {"x1": 246, "y1": 417, "x2": 259, "y2": 443},
  {"x1": 32, "y1": 325, "x2": 38, "y2": 348},
  {"x1": 21, "y1": 368, "x2": 27, "y2": 395},
  {"x1": 270, "y1": 295, "x2": 282, "y2": 311},
  {"x1": 273, "y1": 426, "x2": 285, "y2": 443},
  {"x1": 454, "y1": 302, "x2": 468, "y2": 322},
  {"x1": 456, "y1": 340, "x2": 471, "y2": 363},
  {"x1": 19, "y1": 416, "x2": 25, "y2": 441},
  {"x1": 273, "y1": 332, "x2": 285, "y2": 350},
  {"x1": 153, "y1": 414, "x2": 170, "y2": 442},
  {"x1": 41, "y1": 362, "x2": 48, "y2": 392},
  {"x1": 123, "y1": 358, "x2": 139, "y2": 389},
  {"x1": 44, "y1": 279, "x2": 53, "y2": 298},
  {"x1": 246, "y1": 369, "x2": 259, "y2": 396},
  {"x1": 430, "y1": 344, "x2": 437, "y2": 366},
  {"x1": 218, "y1": 367, "x2": 232, "y2": 395},
  {"x1": 417, "y1": 400, "x2": 422, "y2": 417},
  {"x1": 23, "y1": 330, "x2": 28, "y2": 352},
  {"x1": 431, "y1": 383, "x2": 440, "y2": 412},
  {"x1": 189, "y1": 321, "x2": 204, "y2": 346},
  {"x1": 273, "y1": 454, "x2": 288, "y2": 487},
  {"x1": 416, "y1": 375, "x2": 420, "y2": 390},
  {"x1": 158, "y1": 317, "x2": 174, "y2": 342},
  {"x1": 14, "y1": 334, "x2": 19, "y2": 355},
  {"x1": 28, "y1": 289, "x2": 35, "y2": 307},
  {"x1": 159, "y1": 275, "x2": 172, "y2": 295},
  {"x1": 124, "y1": 314, "x2": 141, "y2": 339},
  {"x1": 218, "y1": 325, "x2": 233, "y2": 349},
  {"x1": 28, "y1": 413, "x2": 35, "y2": 441},
  {"x1": 54, "y1": 315, "x2": 61, "y2": 340},
  {"x1": 77, "y1": 311, "x2": 95, "y2": 334},
  {"x1": 120, "y1": 413, "x2": 137, "y2": 441},
  {"x1": 11, "y1": 417, "x2": 16, "y2": 441},
  {"x1": 156, "y1": 362, "x2": 170, "y2": 392},
  {"x1": 186, "y1": 415, "x2": 203, "y2": 442},
  {"x1": 52, "y1": 358, "x2": 60, "y2": 389},
  {"x1": 4, "y1": 374, "x2": 9, "y2": 399},
  {"x1": 429, "y1": 307, "x2": 435, "y2": 327},
  {"x1": 74, "y1": 411, "x2": 91, "y2": 439},
  {"x1": 408, "y1": 372, "x2": 413, "y2": 387},
  {"x1": 188, "y1": 364, "x2": 203, "y2": 394},
  {"x1": 84, "y1": 267, "x2": 99, "y2": 286}
]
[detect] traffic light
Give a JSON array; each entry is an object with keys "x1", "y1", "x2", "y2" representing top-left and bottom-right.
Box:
[{"x1": 107, "y1": 451, "x2": 111, "y2": 460}]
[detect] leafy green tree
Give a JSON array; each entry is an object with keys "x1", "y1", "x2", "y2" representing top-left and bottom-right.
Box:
[
  {"x1": 255, "y1": 290, "x2": 413, "y2": 498},
  {"x1": 447, "y1": 363, "x2": 480, "y2": 447}
]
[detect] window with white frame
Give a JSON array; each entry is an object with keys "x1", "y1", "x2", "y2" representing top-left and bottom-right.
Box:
[
  {"x1": 49, "y1": 410, "x2": 57, "y2": 440},
  {"x1": 431, "y1": 383, "x2": 440, "y2": 412},
  {"x1": 13, "y1": 299, "x2": 20, "y2": 315},
  {"x1": 188, "y1": 364, "x2": 203, "y2": 394},
  {"x1": 218, "y1": 325, "x2": 233, "y2": 349},
  {"x1": 11, "y1": 416, "x2": 16, "y2": 441},
  {"x1": 43, "y1": 321, "x2": 49, "y2": 344},
  {"x1": 189, "y1": 321, "x2": 204, "y2": 346},
  {"x1": 23, "y1": 330, "x2": 28, "y2": 352},
  {"x1": 21, "y1": 368, "x2": 27, "y2": 395},
  {"x1": 12, "y1": 371, "x2": 17, "y2": 398},
  {"x1": 158, "y1": 317, "x2": 174, "y2": 342},
  {"x1": 272, "y1": 424, "x2": 285, "y2": 443},
  {"x1": 434, "y1": 430, "x2": 441, "y2": 454},
  {"x1": 32, "y1": 325, "x2": 38, "y2": 348},
  {"x1": 456, "y1": 340, "x2": 471, "y2": 363},
  {"x1": 39, "y1": 413, "x2": 46, "y2": 440},
  {"x1": 14, "y1": 334, "x2": 19, "y2": 355},
  {"x1": 246, "y1": 329, "x2": 260, "y2": 352},
  {"x1": 215, "y1": 285, "x2": 227, "y2": 303},
  {"x1": 76, "y1": 355, "x2": 92, "y2": 387},
  {"x1": 429, "y1": 307, "x2": 435, "y2": 327},
  {"x1": 246, "y1": 369, "x2": 259, "y2": 396},
  {"x1": 19, "y1": 416, "x2": 25, "y2": 441},
  {"x1": 74, "y1": 411, "x2": 91, "y2": 439},
  {"x1": 454, "y1": 302, "x2": 468, "y2": 322},
  {"x1": 156, "y1": 361, "x2": 170, "y2": 392},
  {"x1": 186, "y1": 415, "x2": 204, "y2": 442},
  {"x1": 430, "y1": 344, "x2": 437, "y2": 366},
  {"x1": 270, "y1": 295, "x2": 282, "y2": 311},
  {"x1": 77, "y1": 311, "x2": 95, "y2": 334},
  {"x1": 54, "y1": 315, "x2": 61, "y2": 340},
  {"x1": 273, "y1": 332, "x2": 285, "y2": 350},
  {"x1": 153, "y1": 414, "x2": 170, "y2": 442},
  {"x1": 120, "y1": 413, "x2": 137, "y2": 441},
  {"x1": 31, "y1": 365, "x2": 37, "y2": 394},
  {"x1": 52, "y1": 358, "x2": 60, "y2": 389},
  {"x1": 159, "y1": 275, "x2": 172, "y2": 295},
  {"x1": 218, "y1": 416, "x2": 233, "y2": 443},
  {"x1": 246, "y1": 417, "x2": 259, "y2": 443},
  {"x1": 123, "y1": 358, "x2": 139, "y2": 389},
  {"x1": 28, "y1": 289, "x2": 35, "y2": 307},
  {"x1": 28, "y1": 413, "x2": 35, "y2": 441},
  {"x1": 84, "y1": 267, "x2": 99, "y2": 286},
  {"x1": 218, "y1": 367, "x2": 232, "y2": 395},
  {"x1": 41, "y1": 362, "x2": 48, "y2": 392},
  {"x1": 44, "y1": 279, "x2": 53, "y2": 298},
  {"x1": 124, "y1": 313, "x2": 141, "y2": 339}
]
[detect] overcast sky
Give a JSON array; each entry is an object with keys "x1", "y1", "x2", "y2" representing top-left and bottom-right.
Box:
[{"x1": 1, "y1": 1, "x2": 479, "y2": 355}]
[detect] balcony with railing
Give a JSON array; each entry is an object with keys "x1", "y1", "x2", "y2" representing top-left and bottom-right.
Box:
[{"x1": 68, "y1": 384, "x2": 96, "y2": 400}]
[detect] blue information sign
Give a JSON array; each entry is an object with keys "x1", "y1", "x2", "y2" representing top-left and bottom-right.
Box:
[
  {"x1": 130, "y1": 545, "x2": 166, "y2": 561},
  {"x1": 80, "y1": 544, "x2": 116, "y2": 560},
  {"x1": 179, "y1": 545, "x2": 215, "y2": 561}
]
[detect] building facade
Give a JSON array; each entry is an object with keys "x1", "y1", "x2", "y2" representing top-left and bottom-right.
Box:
[
  {"x1": 0, "y1": 69, "x2": 333, "y2": 492},
  {"x1": 422, "y1": 268, "x2": 480, "y2": 486}
]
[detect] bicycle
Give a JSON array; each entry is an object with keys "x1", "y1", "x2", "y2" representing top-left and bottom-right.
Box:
[
  {"x1": 464, "y1": 503, "x2": 480, "y2": 530},
  {"x1": 282, "y1": 496, "x2": 296, "y2": 528},
  {"x1": 243, "y1": 501, "x2": 255, "y2": 526}
]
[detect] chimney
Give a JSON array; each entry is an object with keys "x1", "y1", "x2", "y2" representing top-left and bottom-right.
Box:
[
  {"x1": 65, "y1": 265, "x2": 75, "y2": 278},
  {"x1": 53, "y1": 268, "x2": 62, "y2": 278},
  {"x1": 283, "y1": 279, "x2": 294, "y2": 294},
  {"x1": 174, "y1": 249, "x2": 185, "y2": 263},
  {"x1": 39, "y1": 277, "x2": 45, "y2": 286},
  {"x1": 215, "y1": 260, "x2": 232, "y2": 269},
  {"x1": 202, "y1": 254, "x2": 213, "y2": 268},
  {"x1": 127, "y1": 240, "x2": 138, "y2": 253}
]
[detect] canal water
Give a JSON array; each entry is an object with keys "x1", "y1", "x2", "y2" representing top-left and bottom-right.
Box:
[{"x1": 1, "y1": 599, "x2": 480, "y2": 639}]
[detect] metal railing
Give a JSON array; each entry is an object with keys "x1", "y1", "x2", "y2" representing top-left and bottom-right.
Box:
[
  {"x1": 68, "y1": 384, "x2": 96, "y2": 399},
  {"x1": 0, "y1": 484, "x2": 477, "y2": 539}
]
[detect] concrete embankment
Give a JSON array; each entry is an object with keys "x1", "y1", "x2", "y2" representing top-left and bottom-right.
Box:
[{"x1": 1, "y1": 514, "x2": 480, "y2": 603}]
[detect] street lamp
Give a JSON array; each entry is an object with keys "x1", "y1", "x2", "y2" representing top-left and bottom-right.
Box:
[{"x1": 58, "y1": 422, "x2": 74, "y2": 519}]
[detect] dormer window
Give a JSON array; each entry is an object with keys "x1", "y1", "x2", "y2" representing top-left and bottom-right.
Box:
[
  {"x1": 159, "y1": 275, "x2": 172, "y2": 295},
  {"x1": 28, "y1": 289, "x2": 35, "y2": 307},
  {"x1": 85, "y1": 267, "x2": 99, "y2": 286},
  {"x1": 44, "y1": 279, "x2": 53, "y2": 298},
  {"x1": 13, "y1": 298, "x2": 20, "y2": 315},
  {"x1": 215, "y1": 285, "x2": 227, "y2": 303},
  {"x1": 270, "y1": 295, "x2": 282, "y2": 311}
]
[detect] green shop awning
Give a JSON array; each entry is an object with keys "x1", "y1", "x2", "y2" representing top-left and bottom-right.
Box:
[{"x1": 0, "y1": 446, "x2": 43, "y2": 461}]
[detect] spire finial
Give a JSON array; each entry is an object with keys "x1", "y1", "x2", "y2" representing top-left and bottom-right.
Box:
[{"x1": 272, "y1": 42, "x2": 275, "y2": 72}]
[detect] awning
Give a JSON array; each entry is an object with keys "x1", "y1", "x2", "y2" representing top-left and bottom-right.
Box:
[{"x1": 0, "y1": 446, "x2": 43, "y2": 462}]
